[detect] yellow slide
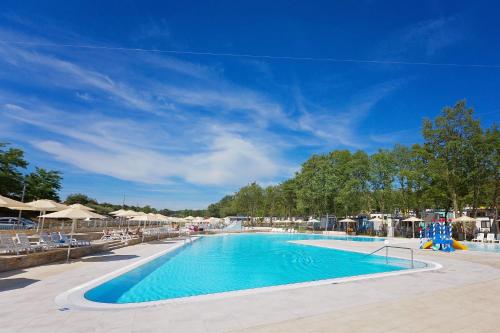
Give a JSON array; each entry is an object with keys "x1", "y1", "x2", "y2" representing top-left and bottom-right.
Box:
[
  {"x1": 452, "y1": 239, "x2": 468, "y2": 250},
  {"x1": 422, "y1": 240, "x2": 433, "y2": 249}
]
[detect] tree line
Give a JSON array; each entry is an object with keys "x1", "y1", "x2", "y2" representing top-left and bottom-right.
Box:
[
  {"x1": 208, "y1": 101, "x2": 499, "y2": 223},
  {"x1": 0, "y1": 142, "x2": 62, "y2": 202}
]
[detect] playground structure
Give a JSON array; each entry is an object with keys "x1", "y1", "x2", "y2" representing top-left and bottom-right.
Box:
[{"x1": 420, "y1": 222, "x2": 467, "y2": 252}]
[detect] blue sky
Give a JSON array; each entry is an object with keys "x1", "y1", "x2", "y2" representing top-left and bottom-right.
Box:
[{"x1": 1, "y1": 1, "x2": 499, "y2": 209}]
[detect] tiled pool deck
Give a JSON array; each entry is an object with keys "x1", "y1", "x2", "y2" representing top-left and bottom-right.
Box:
[{"x1": 1, "y1": 236, "x2": 500, "y2": 333}]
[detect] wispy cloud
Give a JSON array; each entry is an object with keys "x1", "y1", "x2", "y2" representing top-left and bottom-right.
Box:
[
  {"x1": 295, "y1": 81, "x2": 402, "y2": 148},
  {"x1": 378, "y1": 16, "x2": 464, "y2": 58}
]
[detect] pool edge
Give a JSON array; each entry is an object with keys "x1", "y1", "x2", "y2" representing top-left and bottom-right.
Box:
[{"x1": 55, "y1": 235, "x2": 441, "y2": 311}]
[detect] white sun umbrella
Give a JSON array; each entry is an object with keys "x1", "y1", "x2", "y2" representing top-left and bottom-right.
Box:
[
  {"x1": 41, "y1": 207, "x2": 105, "y2": 262},
  {"x1": 131, "y1": 214, "x2": 158, "y2": 242},
  {"x1": 193, "y1": 216, "x2": 204, "y2": 224},
  {"x1": 0, "y1": 194, "x2": 30, "y2": 208},
  {"x1": 452, "y1": 215, "x2": 476, "y2": 240},
  {"x1": 26, "y1": 199, "x2": 68, "y2": 232},
  {"x1": 68, "y1": 203, "x2": 95, "y2": 211},
  {"x1": 339, "y1": 218, "x2": 357, "y2": 233},
  {"x1": 184, "y1": 216, "x2": 195, "y2": 221},
  {"x1": 0, "y1": 195, "x2": 34, "y2": 228},
  {"x1": 109, "y1": 209, "x2": 126, "y2": 215},
  {"x1": 402, "y1": 216, "x2": 423, "y2": 238},
  {"x1": 368, "y1": 217, "x2": 384, "y2": 234}
]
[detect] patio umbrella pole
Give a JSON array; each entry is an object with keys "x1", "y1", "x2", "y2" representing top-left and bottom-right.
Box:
[{"x1": 66, "y1": 218, "x2": 76, "y2": 263}]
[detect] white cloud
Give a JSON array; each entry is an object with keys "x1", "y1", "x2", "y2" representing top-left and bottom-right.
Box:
[
  {"x1": 3, "y1": 100, "x2": 284, "y2": 186},
  {"x1": 295, "y1": 81, "x2": 402, "y2": 148}
]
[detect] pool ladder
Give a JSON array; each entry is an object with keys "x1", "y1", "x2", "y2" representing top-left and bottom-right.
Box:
[{"x1": 366, "y1": 245, "x2": 414, "y2": 269}]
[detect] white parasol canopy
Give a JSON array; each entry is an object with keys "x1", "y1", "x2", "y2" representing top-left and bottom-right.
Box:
[
  {"x1": 109, "y1": 209, "x2": 126, "y2": 215},
  {"x1": 0, "y1": 194, "x2": 30, "y2": 209},
  {"x1": 40, "y1": 207, "x2": 104, "y2": 263},
  {"x1": 339, "y1": 218, "x2": 357, "y2": 223},
  {"x1": 68, "y1": 203, "x2": 95, "y2": 211}
]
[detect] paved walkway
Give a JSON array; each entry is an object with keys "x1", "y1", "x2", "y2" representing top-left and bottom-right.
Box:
[{"x1": 0, "y1": 237, "x2": 499, "y2": 333}]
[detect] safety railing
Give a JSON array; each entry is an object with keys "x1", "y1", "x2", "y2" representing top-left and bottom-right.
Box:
[{"x1": 366, "y1": 245, "x2": 414, "y2": 269}]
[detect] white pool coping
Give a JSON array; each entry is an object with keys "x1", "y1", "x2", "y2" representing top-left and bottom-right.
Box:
[{"x1": 55, "y1": 234, "x2": 441, "y2": 311}]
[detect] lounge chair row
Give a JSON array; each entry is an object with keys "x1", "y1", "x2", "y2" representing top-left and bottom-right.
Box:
[
  {"x1": 100, "y1": 229, "x2": 134, "y2": 241},
  {"x1": 472, "y1": 233, "x2": 500, "y2": 243},
  {"x1": 271, "y1": 228, "x2": 297, "y2": 233},
  {"x1": 0, "y1": 232, "x2": 91, "y2": 255}
]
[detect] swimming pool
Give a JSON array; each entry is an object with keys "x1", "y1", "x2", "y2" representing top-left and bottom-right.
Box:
[
  {"x1": 464, "y1": 242, "x2": 500, "y2": 253},
  {"x1": 81, "y1": 233, "x2": 425, "y2": 305}
]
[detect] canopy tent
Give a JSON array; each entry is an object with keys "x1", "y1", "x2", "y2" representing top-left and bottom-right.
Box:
[
  {"x1": 402, "y1": 216, "x2": 423, "y2": 238},
  {"x1": 41, "y1": 207, "x2": 105, "y2": 262},
  {"x1": 68, "y1": 203, "x2": 95, "y2": 211}
]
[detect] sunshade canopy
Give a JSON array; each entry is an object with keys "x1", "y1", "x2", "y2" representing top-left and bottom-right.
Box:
[
  {"x1": 130, "y1": 214, "x2": 158, "y2": 221},
  {"x1": 115, "y1": 210, "x2": 143, "y2": 217},
  {"x1": 452, "y1": 215, "x2": 476, "y2": 223},
  {"x1": 40, "y1": 207, "x2": 105, "y2": 219},
  {"x1": 402, "y1": 216, "x2": 423, "y2": 222},
  {"x1": 109, "y1": 209, "x2": 126, "y2": 215},
  {"x1": 68, "y1": 203, "x2": 95, "y2": 211},
  {"x1": 0, "y1": 195, "x2": 31, "y2": 209},
  {"x1": 339, "y1": 218, "x2": 357, "y2": 223},
  {"x1": 27, "y1": 199, "x2": 67, "y2": 211}
]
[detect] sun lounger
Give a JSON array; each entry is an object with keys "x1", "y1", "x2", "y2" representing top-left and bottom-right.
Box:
[
  {"x1": 0, "y1": 234, "x2": 20, "y2": 255},
  {"x1": 59, "y1": 232, "x2": 90, "y2": 246},
  {"x1": 16, "y1": 233, "x2": 42, "y2": 252},
  {"x1": 472, "y1": 233, "x2": 485, "y2": 242},
  {"x1": 39, "y1": 233, "x2": 59, "y2": 249},
  {"x1": 486, "y1": 233, "x2": 496, "y2": 243},
  {"x1": 100, "y1": 230, "x2": 113, "y2": 241}
]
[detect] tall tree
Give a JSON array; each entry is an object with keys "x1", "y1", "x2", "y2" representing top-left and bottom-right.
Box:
[
  {"x1": 422, "y1": 100, "x2": 482, "y2": 216},
  {"x1": 24, "y1": 167, "x2": 62, "y2": 201},
  {"x1": 234, "y1": 182, "x2": 264, "y2": 222},
  {"x1": 369, "y1": 149, "x2": 396, "y2": 215},
  {"x1": 0, "y1": 142, "x2": 28, "y2": 198}
]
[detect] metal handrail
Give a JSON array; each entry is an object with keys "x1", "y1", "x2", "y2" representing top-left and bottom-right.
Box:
[{"x1": 366, "y1": 245, "x2": 414, "y2": 269}]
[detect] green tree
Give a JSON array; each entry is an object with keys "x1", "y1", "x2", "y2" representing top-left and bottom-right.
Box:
[
  {"x1": 369, "y1": 149, "x2": 396, "y2": 215},
  {"x1": 422, "y1": 100, "x2": 482, "y2": 215},
  {"x1": 339, "y1": 150, "x2": 370, "y2": 217},
  {"x1": 24, "y1": 167, "x2": 62, "y2": 201},
  {"x1": 0, "y1": 142, "x2": 28, "y2": 198},
  {"x1": 233, "y1": 183, "x2": 264, "y2": 222},
  {"x1": 65, "y1": 193, "x2": 98, "y2": 205},
  {"x1": 279, "y1": 179, "x2": 298, "y2": 218}
]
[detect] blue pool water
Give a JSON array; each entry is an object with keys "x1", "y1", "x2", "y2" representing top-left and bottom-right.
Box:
[
  {"x1": 85, "y1": 234, "x2": 422, "y2": 303},
  {"x1": 464, "y1": 242, "x2": 500, "y2": 253}
]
